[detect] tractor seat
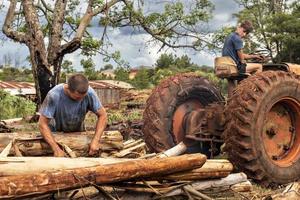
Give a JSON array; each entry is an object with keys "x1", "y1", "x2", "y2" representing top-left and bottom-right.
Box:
[{"x1": 214, "y1": 57, "x2": 248, "y2": 80}]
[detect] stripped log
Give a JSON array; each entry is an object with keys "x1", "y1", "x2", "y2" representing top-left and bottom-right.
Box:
[
  {"x1": 162, "y1": 173, "x2": 247, "y2": 197},
  {"x1": 0, "y1": 157, "x2": 133, "y2": 176},
  {"x1": 0, "y1": 131, "x2": 123, "y2": 157},
  {"x1": 230, "y1": 181, "x2": 253, "y2": 192},
  {"x1": 157, "y1": 141, "x2": 187, "y2": 158},
  {"x1": 0, "y1": 153, "x2": 207, "y2": 199},
  {"x1": 160, "y1": 159, "x2": 233, "y2": 181}
]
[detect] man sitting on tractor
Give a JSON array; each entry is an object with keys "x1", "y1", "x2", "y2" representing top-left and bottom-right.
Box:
[{"x1": 222, "y1": 20, "x2": 264, "y2": 74}]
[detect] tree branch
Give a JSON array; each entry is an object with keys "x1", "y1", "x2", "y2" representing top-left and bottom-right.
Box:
[
  {"x1": 60, "y1": 0, "x2": 121, "y2": 55},
  {"x1": 41, "y1": 0, "x2": 54, "y2": 13},
  {"x1": 3, "y1": 0, "x2": 28, "y2": 43},
  {"x1": 48, "y1": 0, "x2": 68, "y2": 64}
]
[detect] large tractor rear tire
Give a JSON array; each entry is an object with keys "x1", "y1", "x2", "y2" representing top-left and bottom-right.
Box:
[
  {"x1": 224, "y1": 71, "x2": 300, "y2": 187},
  {"x1": 143, "y1": 73, "x2": 224, "y2": 154}
]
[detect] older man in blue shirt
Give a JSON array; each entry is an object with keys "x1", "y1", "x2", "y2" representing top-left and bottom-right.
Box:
[{"x1": 39, "y1": 74, "x2": 107, "y2": 157}]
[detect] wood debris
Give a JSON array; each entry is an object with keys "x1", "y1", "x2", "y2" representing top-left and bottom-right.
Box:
[
  {"x1": 0, "y1": 131, "x2": 254, "y2": 199},
  {"x1": 268, "y1": 182, "x2": 300, "y2": 200},
  {"x1": 0, "y1": 131, "x2": 145, "y2": 158}
]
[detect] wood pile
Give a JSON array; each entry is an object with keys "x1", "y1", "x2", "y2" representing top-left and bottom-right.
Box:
[
  {"x1": 0, "y1": 131, "x2": 253, "y2": 199},
  {"x1": 120, "y1": 89, "x2": 151, "y2": 109},
  {"x1": 0, "y1": 131, "x2": 145, "y2": 158}
]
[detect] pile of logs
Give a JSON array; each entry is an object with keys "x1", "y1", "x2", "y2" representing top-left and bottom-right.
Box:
[
  {"x1": 0, "y1": 131, "x2": 145, "y2": 158},
  {"x1": 0, "y1": 131, "x2": 253, "y2": 199}
]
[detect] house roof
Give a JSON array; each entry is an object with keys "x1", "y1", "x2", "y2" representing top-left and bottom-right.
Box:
[
  {"x1": 89, "y1": 81, "x2": 120, "y2": 89},
  {"x1": 99, "y1": 80, "x2": 134, "y2": 89},
  {"x1": 0, "y1": 81, "x2": 36, "y2": 95},
  {"x1": 0, "y1": 80, "x2": 133, "y2": 95}
]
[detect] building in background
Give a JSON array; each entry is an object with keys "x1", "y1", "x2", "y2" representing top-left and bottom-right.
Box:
[
  {"x1": 0, "y1": 81, "x2": 36, "y2": 100},
  {"x1": 0, "y1": 80, "x2": 134, "y2": 108},
  {"x1": 89, "y1": 80, "x2": 134, "y2": 109}
]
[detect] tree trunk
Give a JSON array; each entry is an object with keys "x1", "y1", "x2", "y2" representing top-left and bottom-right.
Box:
[{"x1": 0, "y1": 154, "x2": 207, "y2": 198}]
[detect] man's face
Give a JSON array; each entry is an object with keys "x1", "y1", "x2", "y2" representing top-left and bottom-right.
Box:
[
  {"x1": 68, "y1": 90, "x2": 87, "y2": 101},
  {"x1": 238, "y1": 26, "x2": 249, "y2": 38}
]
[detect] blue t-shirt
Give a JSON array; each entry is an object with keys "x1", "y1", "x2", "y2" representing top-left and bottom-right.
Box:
[
  {"x1": 222, "y1": 32, "x2": 244, "y2": 68},
  {"x1": 39, "y1": 84, "x2": 102, "y2": 132}
]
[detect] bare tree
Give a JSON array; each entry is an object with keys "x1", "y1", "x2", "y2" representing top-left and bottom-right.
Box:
[{"x1": 3, "y1": 0, "x2": 214, "y2": 106}]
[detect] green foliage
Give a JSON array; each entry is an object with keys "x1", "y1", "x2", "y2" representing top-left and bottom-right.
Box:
[
  {"x1": 107, "y1": 109, "x2": 142, "y2": 124},
  {"x1": 114, "y1": 67, "x2": 130, "y2": 82},
  {"x1": 131, "y1": 68, "x2": 150, "y2": 89},
  {"x1": 234, "y1": 0, "x2": 300, "y2": 63},
  {"x1": 81, "y1": 37, "x2": 102, "y2": 57},
  {"x1": 80, "y1": 58, "x2": 98, "y2": 80},
  {"x1": 194, "y1": 71, "x2": 227, "y2": 96},
  {"x1": 60, "y1": 60, "x2": 75, "y2": 83},
  {"x1": 102, "y1": 64, "x2": 114, "y2": 71},
  {"x1": 155, "y1": 53, "x2": 175, "y2": 69},
  {"x1": 151, "y1": 68, "x2": 175, "y2": 85},
  {"x1": 62, "y1": 60, "x2": 75, "y2": 74},
  {"x1": 0, "y1": 90, "x2": 36, "y2": 120},
  {"x1": 0, "y1": 67, "x2": 33, "y2": 82},
  {"x1": 156, "y1": 53, "x2": 199, "y2": 70}
]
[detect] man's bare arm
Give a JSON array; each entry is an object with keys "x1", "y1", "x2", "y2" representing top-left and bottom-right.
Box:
[
  {"x1": 89, "y1": 107, "x2": 108, "y2": 155},
  {"x1": 237, "y1": 49, "x2": 262, "y2": 62},
  {"x1": 38, "y1": 115, "x2": 65, "y2": 157}
]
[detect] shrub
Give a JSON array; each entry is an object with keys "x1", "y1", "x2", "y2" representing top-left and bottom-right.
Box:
[{"x1": 0, "y1": 90, "x2": 36, "y2": 120}]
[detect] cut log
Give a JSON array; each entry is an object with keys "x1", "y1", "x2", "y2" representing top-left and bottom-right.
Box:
[
  {"x1": 157, "y1": 142, "x2": 187, "y2": 158},
  {"x1": 112, "y1": 142, "x2": 146, "y2": 158},
  {"x1": 230, "y1": 181, "x2": 253, "y2": 192},
  {"x1": 0, "y1": 153, "x2": 207, "y2": 199},
  {"x1": 163, "y1": 173, "x2": 247, "y2": 197},
  {"x1": 0, "y1": 131, "x2": 123, "y2": 157},
  {"x1": 0, "y1": 157, "x2": 133, "y2": 176},
  {"x1": 1, "y1": 118, "x2": 23, "y2": 125},
  {"x1": 160, "y1": 159, "x2": 233, "y2": 181}
]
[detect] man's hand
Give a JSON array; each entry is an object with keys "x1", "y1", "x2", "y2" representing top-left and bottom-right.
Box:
[
  {"x1": 89, "y1": 139, "x2": 100, "y2": 156},
  {"x1": 254, "y1": 54, "x2": 265, "y2": 61},
  {"x1": 53, "y1": 148, "x2": 66, "y2": 157}
]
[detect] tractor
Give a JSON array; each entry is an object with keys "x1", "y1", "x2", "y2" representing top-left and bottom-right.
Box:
[{"x1": 142, "y1": 56, "x2": 300, "y2": 187}]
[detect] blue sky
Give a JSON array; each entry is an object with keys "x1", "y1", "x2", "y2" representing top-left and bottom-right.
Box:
[{"x1": 0, "y1": 0, "x2": 242, "y2": 71}]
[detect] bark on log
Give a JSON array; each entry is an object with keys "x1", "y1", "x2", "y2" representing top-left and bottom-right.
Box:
[
  {"x1": 161, "y1": 159, "x2": 233, "y2": 180},
  {"x1": 0, "y1": 153, "x2": 207, "y2": 199},
  {"x1": 0, "y1": 131, "x2": 123, "y2": 157}
]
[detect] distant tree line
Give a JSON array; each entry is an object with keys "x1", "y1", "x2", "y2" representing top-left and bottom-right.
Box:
[{"x1": 0, "y1": 53, "x2": 227, "y2": 95}]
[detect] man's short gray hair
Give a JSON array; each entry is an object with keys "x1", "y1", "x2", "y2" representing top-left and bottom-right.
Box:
[{"x1": 67, "y1": 74, "x2": 89, "y2": 94}]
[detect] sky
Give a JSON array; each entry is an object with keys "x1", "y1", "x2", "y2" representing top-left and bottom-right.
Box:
[{"x1": 0, "y1": 0, "x2": 242, "y2": 71}]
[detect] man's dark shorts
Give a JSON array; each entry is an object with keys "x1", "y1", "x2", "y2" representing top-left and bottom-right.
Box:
[{"x1": 238, "y1": 63, "x2": 247, "y2": 74}]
